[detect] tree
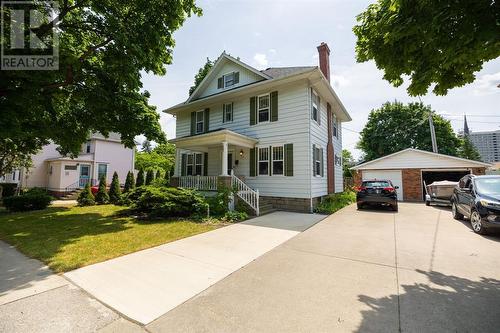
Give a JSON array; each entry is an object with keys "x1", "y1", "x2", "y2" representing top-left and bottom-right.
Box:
[
  {"x1": 108, "y1": 172, "x2": 121, "y2": 204},
  {"x1": 458, "y1": 136, "x2": 482, "y2": 161},
  {"x1": 135, "y1": 143, "x2": 175, "y2": 174},
  {"x1": 145, "y1": 169, "x2": 154, "y2": 185},
  {"x1": 124, "y1": 171, "x2": 135, "y2": 193},
  {"x1": 358, "y1": 101, "x2": 462, "y2": 161},
  {"x1": 77, "y1": 183, "x2": 95, "y2": 206},
  {"x1": 141, "y1": 140, "x2": 153, "y2": 153},
  {"x1": 353, "y1": 1, "x2": 500, "y2": 96},
  {"x1": 342, "y1": 149, "x2": 355, "y2": 178},
  {"x1": 95, "y1": 175, "x2": 109, "y2": 204},
  {"x1": 189, "y1": 58, "x2": 214, "y2": 95},
  {"x1": 156, "y1": 170, "x2": 162, "y2": 179},
  {"x1": 0, "y1": 1, "x2": 201, "y2": 162},
  {"x1": 0, "y1": 138, "x2": 37, "y2": 198},
  {"x1": 136, "y1": 169, "x2": 145, "y2": 187}
]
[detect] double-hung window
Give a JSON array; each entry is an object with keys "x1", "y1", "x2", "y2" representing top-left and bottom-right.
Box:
[
  {"x1": 98, "y1": 164, "x2": 108, "y2": 180},
  {"x1": 258, "y1": 147, "x2": 269, "y2": 175},
  {"x1": 258, "y1": 94, "x2": 270, "y2": 123},
  {"x1": 195, "y1": 153, "x2": 203, "y2": 175},
  {"x1": 196, "y1": 110, "x2": 204, "y2": 134},
  {"x1": 314, "y1": 146, "x2": 322, "y2": 177},
  {"x1": 185, "y1": 153, "x2": 203, "y2": 176},
  {"x1": 311, "y1": 90, "x2": 319, "y2": 123},
  {"x1": 333, "y1": 114, "x2": 338, "y2": 138},
  {"x1": 186, "y1": 154, "x2": 194, "y2": 175},
  {"x1": 272, "y1": 146, "x2": 284, "y2": 175},
  {"x1": 223, "y1": 103, "x2": 233, "y2": 123},
  {"x1": 224, "y1": 72, "x2": 235, "y2": 87}
]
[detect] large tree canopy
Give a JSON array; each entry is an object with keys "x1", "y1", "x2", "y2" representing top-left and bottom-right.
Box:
[
  {"x1": 358, "y1": 101, "x2": 462, "y2": 161},
  {"x1": 135, "y1": 142, "x2": 175, "y2": 174},
  {"x1": 0, "y1": 0, "x2": 201, "y2": 176},
  {"x1": 353, "y1": 0, "x2": 500, "y2": 96}
]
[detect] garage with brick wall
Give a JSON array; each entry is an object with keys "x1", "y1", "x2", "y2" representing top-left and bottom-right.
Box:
[{"x1": 351, "y1": 148, "x2": 490, "y2": 202}]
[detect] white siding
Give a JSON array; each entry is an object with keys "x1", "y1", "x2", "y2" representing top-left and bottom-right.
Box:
[
  {"x1": 334, "y1": 120, "x2": 343, "y2": 192},
  {"x1": 93, "y1": 139, "x2": 135, "y2": 185},
  {"x1": 197, "y1": 62, "x2": 264, "y2": 99},
  {"x1": 310, "y1": 91, "x2": 328, "y2": 198}
]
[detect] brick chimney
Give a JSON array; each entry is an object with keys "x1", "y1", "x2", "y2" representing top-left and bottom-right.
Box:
[{"x1": 317, "y1": 42, "x2": 331, "y2": 82}]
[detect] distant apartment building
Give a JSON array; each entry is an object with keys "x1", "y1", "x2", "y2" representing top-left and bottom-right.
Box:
[{"x1": 469, "y1": 130, "x2": 500, "y2": 163}]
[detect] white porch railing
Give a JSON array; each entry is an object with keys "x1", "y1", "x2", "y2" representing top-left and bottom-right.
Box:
[
  {"x1": 231, "y1": 174, "x2": 260, "y2": 216},
  {"x1": 179, "y1": 176, "x2": 218, "y2": 191}
]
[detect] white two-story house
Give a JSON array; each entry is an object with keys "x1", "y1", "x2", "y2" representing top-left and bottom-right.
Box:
[
  {"x1": 165, "y1": 43, "x2": 351, "y2": 213},
  {"x1": 2, "y1": 133, "x2": 135, "y2": 197}
]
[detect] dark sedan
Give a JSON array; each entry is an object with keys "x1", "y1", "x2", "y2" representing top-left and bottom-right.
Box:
[
  {"x1": 451, "y1": 175, "x2": 500, "y2": 235},
  {"x1": 356, "y1": 180, "x2": 399, "y2": 212}
]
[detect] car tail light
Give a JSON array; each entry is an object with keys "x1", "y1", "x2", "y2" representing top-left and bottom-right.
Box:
[
  {"x1": 357, "y1": 186, "x2": 366, "y2": 191},
  {"x1": 383, "y1": 187, "x2": 395, "y2": 192}
]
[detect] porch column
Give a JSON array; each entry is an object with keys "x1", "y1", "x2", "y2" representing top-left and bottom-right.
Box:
[
  {"x1": 174, "y1": 148, "x2": 181, "y2": 177},
  {"x1": 221, "y1": 141, "x2": 229, "y2": 176}
]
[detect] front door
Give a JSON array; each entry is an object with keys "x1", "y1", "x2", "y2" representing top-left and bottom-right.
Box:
[
  {"x1": 79, "y1": 164, "x2": 90, "y2": 187},
  {"x1": 228, "y1": 153, "x2": 233, "y2": 175}
]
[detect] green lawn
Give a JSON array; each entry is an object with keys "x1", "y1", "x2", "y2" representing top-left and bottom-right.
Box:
[{"x1": 0, "y1": 205, "x2": 221, "y2": 273}]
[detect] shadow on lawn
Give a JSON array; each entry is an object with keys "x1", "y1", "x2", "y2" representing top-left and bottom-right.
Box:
[{"x1": 357, "y1": 269, "x2": 500, "y2": 332}]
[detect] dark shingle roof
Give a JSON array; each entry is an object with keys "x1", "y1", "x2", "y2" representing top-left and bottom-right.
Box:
[{"x1": 261, "y1": 66, "x2": 316, "y2": 79}]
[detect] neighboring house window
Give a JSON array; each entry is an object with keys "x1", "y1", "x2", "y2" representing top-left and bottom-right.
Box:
[
  {"x1": 258, "y1": 147, "x2": 269, "y2": 175},
  {"x1": 98, "y1": 164, "x2": 107, "y2": 180},
  {"x1": 223, "y1": 103, "x2": 233, "y2": 123},
  {"x1": 333, "y1": 114, "x2": 338, "y2": 138},
  {"x1": 85, "y1": 141, "x2": 91, "y2": 153},
  {"x1": 311, "y1": 90, "x2": 320, "y2": 124},
  {"x1": 258, "y1": 94, "x2": 270, "y2": 123},
  {"x1": 313, "y1": 145, "x2": 323, "y2": 177},
  {"x1": 272, "y1": 146, "x2": 284, "y2": 175},
  {"x1": 196, "y1": 110, "x2": 204, "y2": 134},
  {"x1": 185, "y1": 153, "x2": 203, "y2": 176},
  {"x1": 65, "y1": 165, "x2": 77, "y2": 171}
]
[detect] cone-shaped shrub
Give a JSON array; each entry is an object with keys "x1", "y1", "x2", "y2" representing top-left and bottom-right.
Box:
[
  {"x1": 136, "y1": 169, "x2": 145, "y2": 187},
  {"x1": 156, "y1": 170, "x2": 162, "y2": 179},
  {"x1": 95, "y1": 175, "x2": 109, "y2": 204},
  {"x1": 124, "y1": 171, "x2": 135, "y2": 192},
  {"x1": 145, "y1": 169, "x2": 154, "y2": 185},
  {"x1": 77, "y1": 182, "x2": 95, "y2": 206},
  {"x1": 109, "y1": 172, "x2": 121, "y2": 204}
]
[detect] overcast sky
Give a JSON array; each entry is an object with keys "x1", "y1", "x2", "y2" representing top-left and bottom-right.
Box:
[{"x1": 141, "y1": 0, "x2": 500, "y2": 159}]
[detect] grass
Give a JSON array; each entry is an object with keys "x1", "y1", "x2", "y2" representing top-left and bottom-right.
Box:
[
  {"x1": 0, "y1": 204, "x2": 221, "y2": 273},
  {"x1": 315, "y1": 191, "x2": 356, "y2": 214}
]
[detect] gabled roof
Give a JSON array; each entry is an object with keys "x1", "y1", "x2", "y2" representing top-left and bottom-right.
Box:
[
  {"x1": 187, "y1": 52, "x2": 271, "y2": 103},
  {"x1": 351, "y1": 148, "x2": 491, "y2": 170}
]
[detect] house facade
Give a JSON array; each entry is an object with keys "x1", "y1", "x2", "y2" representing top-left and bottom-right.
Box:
[
  {"x1": 2, "y1": 133, "x2": 135, "y2": 197},
  {"x1": 165, "y1": 43, "x2": 351, "y2": 213}
]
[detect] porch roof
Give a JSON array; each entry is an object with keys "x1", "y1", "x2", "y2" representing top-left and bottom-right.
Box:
[{"x1": 170, "y1": 129, "x2": 258, "y2": 150}]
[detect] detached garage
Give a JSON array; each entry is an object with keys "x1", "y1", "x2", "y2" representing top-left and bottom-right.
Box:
[{"x1": 351, "y1": 148, "x2": 491, "y2": 202}]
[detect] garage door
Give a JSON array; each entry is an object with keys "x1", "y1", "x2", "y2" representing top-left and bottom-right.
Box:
[{"x1": 362, "y1": 170, "x2": 403, "y2": 201}]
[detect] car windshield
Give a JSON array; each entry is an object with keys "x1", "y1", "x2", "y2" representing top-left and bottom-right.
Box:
[
  {"x1": 362, "y1": 181, "x2": 391, "y2": 188},
  {"x1": 475, "y1": 178, "x2": 500, "y2": 195}
]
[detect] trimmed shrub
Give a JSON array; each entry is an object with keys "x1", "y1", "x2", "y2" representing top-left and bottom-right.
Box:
[
  {"x1": 145, "y1": 169, "x2": 154, "y2": 185},
  {"x1": 77, "y1": 183, "x2": 95, "y2": 206},
  {"x1": 315, "y1": 191, "x2": 356, "y2": 214},
  {"x1": 109, "y1": 172, "x2": 121, "y2": 204},
  {"x1": 125, "y1": 186, "x2": 208, "y2": 218},
  {"x1": 0, "y1": 183, "x2": 18, "y2": 198},
  {"x1": 95, "y1": 175, "x2": 109, "y2": 204},
  {"x1": 3, "y1": 189, "x2": 53, "y2": 212},
  {"x1": 223, "y1": 211, "x2": 248, "y2": 222},
  {"x1": 205, "y1": 185, "x2": 235, "y2": 216},
  {"x1": 124, "y1": 171, "x2": 135, "y2": 193},
  {"x1": 136, "y1": 169, "x2": 145, "y2": 187}
]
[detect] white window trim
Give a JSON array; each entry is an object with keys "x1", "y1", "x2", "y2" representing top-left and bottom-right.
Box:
[
  {"x1": 185, "y1": 152, "x2": 204, "y2": 176},
  {"x1": 223, "y1": 103, "x2": 233, "y2": 123},
  {"x1": 314, "y1": 145, "x2": 323, "y2": 178},
  {"x1": 257, "y1": 93, "x2": 270, "y2": 124},
  {"x1": 195, "y1": 110, "x2": 205, "y2": 134},
  {"x1": 222, "y1": 72, "x2": 235, "y2": 88},
  {"x1": 271, "y1": 145, "x2": 284, "y2": 176},
  {"x1": 258, "y1": 146, "x2": 270, "y2": 176},
  {"x1": 312, "y1": 90, "x2": 320, "y2": 125},
  {"x1": 333, "y1": 113, "x2": 339, "y2": 139}
]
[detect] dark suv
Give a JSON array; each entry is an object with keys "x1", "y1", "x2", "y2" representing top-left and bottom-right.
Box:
[
  {"x1": 356, "y1": 179, "x2": 399, "y2": 212},
  {"x1": 451, "y1": 175, "x2": 500, "y2": 234}
]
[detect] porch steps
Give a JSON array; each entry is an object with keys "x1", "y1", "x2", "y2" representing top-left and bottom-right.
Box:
[{"x1": 61, "y1": 189, "x2": 81, "y2": 200}]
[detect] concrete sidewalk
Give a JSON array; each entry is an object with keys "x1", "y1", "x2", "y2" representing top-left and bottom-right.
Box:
[{"x1": 64, "y1": 212, "x2": 325, "y2": 325}]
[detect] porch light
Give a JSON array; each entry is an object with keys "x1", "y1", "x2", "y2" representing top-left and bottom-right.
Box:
[{"x1": 239, "y1": 150, "x2": 244, "y2": 157}]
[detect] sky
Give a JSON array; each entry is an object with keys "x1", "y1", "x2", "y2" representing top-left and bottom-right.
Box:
[{"x1": 140, "y1": 0, "x2": 500, "y2": 160}]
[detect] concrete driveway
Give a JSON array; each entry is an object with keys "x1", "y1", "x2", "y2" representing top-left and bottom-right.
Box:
[
  {"x1": 64, "y1": 211, "x2": 325, "y2": 325},
  {"x1": 147, "y1": 203, "x2": 500, "y2": 332}
]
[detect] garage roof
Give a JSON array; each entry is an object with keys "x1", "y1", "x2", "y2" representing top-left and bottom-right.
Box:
[{"x1": 351, "y1": 148, "x2": 491, "y2": 170}]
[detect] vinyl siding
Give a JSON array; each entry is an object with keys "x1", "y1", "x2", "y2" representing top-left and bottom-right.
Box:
[
  {"x1": 310, "y1": 91, "x2": 328, "y2": 198},
  {"x1": 334, "y1": 123, "x2": 343, "y2": 192}
]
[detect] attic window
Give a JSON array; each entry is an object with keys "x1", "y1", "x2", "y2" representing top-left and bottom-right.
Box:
[{"x1": 218, "y1": 72, "x2": 240, "y2": 89}]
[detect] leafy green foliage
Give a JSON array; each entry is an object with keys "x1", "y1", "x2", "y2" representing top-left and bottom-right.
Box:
[
  {"x1": 95, "y1": 176, "x2": 109, "y2": 204},
  {"x1": 77, "y1": 183, "x2": 95, "y2": 206},
  {"x1": 0, "y1": 183, "x2": 18, "y2": 198},
  {"x1": 358, "y1": 101, "x2": 461, "y2": 161},
  {"x1": 109, "y1": 172, "x2": 122, "y2": 204},
  {"x1": 342, "y1": 149, "x2": 355, "y2": 178},
  {"x1": 3, "y1": 188, "x2": 53, "y2": 212},
  {"x1": 145, "y1": 169, "x2": 155, "y2": 185},
  {"x1": 156, "y1": 170, "x2": 162, "y2": 179},
  {"x1": 353, "y1": 0, "x2": 500, "y2": 96},
  {"x1": 189, "y1": 58, "x2": 214, "y2": 95},
  {"x1": 315, "y1": 191, "x2": 356, "y2": 214},
  {"x1": 0, "y1": 138, "x2": 36, "y2": 179},
  {"x1": 0, "y1": 0, "x2": 202, "y2": 160},
  {"x1": 141, "y1": 140, "x2": 153, "y2": 153},
  {"x1": 123, "y1": 186, "x2": 208, "y2": 218},
  {"x1": 123, "y1": 171, "x2": 135, "y2": 193},
  {"x1": 223, "y1": 211, "x2": 248, "y2": 223},
  {"x1": 458, "y1": 136, "x2": 482, "y2": 161},
  {"x1": 135, "y1": 143, "x2": 175, "y2": 175},
  {"x1": 206, "y1": 185, "x2": 235, "y2": 216},
  {"x1": 136, "y1": 169, "x2": 145, "y2": 187}
]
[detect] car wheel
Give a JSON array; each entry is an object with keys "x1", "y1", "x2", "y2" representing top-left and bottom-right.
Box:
[
  {"x1": 425, "y1": 200, "x2": 430, "y2": 206},
  {"x1": 451, "y1": 202, "x2": 464, "y2": 220},
  {"x1": 357, "y1": 203, "x2": 364, "y2": 210},
  {"x1": 470, "y1": 210, "x2": 487, "y2": 235},
  {"x1": 391, "y1": 204, "x2": 398, "y2": 212}
]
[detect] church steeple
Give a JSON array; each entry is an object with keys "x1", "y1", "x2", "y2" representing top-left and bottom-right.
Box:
[{"x1": 463, "y1": 114, "x2": 470, "y2": 136}]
